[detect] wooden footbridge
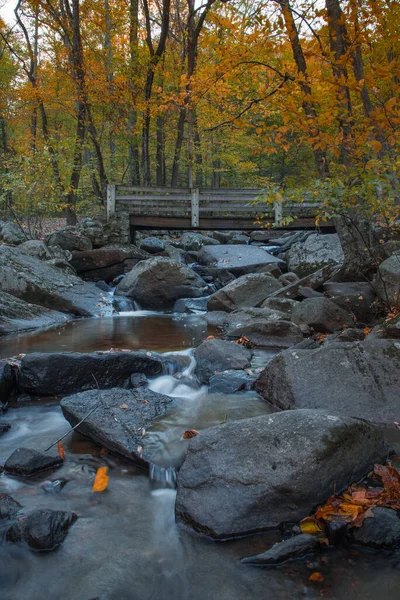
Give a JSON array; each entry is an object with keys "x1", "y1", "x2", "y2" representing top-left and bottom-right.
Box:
[{"x1": 106, "y1": 185, "x2": 326, "y2": 234}]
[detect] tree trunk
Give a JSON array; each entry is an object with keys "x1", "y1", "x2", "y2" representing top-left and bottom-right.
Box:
[{"x1": 128, "y1": 0, "x2": 140, "y2": 185}]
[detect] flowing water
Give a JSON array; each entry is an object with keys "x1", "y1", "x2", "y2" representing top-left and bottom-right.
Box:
[{"x1": 1, "y1": 312, "x2": 400, "y2": 600}]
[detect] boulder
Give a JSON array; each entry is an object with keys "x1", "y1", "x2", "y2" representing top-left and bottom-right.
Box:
[
  {"x1": 0, "y1": 361, "x2": 15, "y2": 404},
  {"x1": 230, "y1": 234, "x2": 249, "y2": 245},
  {"x1": 279, "y1": 272, "x2": 299, "y2": 286},
  {"x1": 0, "y1": 291, "x2": 70, "y2": 336},
  {"x1": 323, "y1": 282, "x2": 377, "y2": 323},
  {"x1": 45, "y1": 227, "x2": 92, "y2": 251},
  {"x1": 4, "y1": 448, "x2": 63, "y2": 476},
  {"x1": 226, "y1": 307, "x2": 291, "y2": 328},
  {"x1": 7, "y1": 509, "x2": 77, "y2": 551},
  {"x1": 0, "y1": 222, "x2": 27, "y2": 245},
  {"x1": 226, "y1": 320, "x2": 303, "y2": 348},
  {"x1": 194, "y1": 339, "x2": 252, "y2": 384},
  {"x1": 175, "y1": 410, "x2": 387, "y2": 539},
  {"x1": 291, "y1": 297, "x2": 353, "y2": 332},
  {"x1": 207, "y1": 273, "x2": 282, "y2": 312},
  {"x1": 19, "y1": 240, "x2": 53, "y2": 260},
  {"x1": 351, "y1": 507, "x2": 400, "y2": 549},
  {"x1": 265, "y1": 265, "x2": 339, "y2": 301},
  {"x1": 261, "y1": 297, "x2": 298, "y2": 314},
  {"x1": 115, "y1": 257, "x2": 207, "y2": 310},
  {"x1": 179, "y1": 232, "x2": 220, "y2": 251},
  {"x1": 18, "y1": 350, "x2": 163, "y2": 396},
  {"x1": 140, "y1": 237, "x2": 165, "y2": 254},
  {"x1": 241, "y1": 534, "x2": 319, "y2": 566},
  {"x1": 374, "y1": 254, "x2": 400, "y2": 306},
  {"x1": 61, "y1": 387, "x2": 173, "y2": 464},
  {"x1": 198, "y1": 245, "x2": 284, "y2": 276},
  {"x1": 381, "y1": 314, "x2": 400, "y2": 339},
  {"x1": 69, "y1": 246, "x2": 149, "y2": 282},
  {"x1": 0, "y1": 494, "x2": 22, "y2": 519},
  {"x1": 0, "y1": 246, "x2": 112, "y2": 317},
  {"x1": 287, "y1": 233, "x2": 344, "y2": 276},
  {"x1": 76, "y1": 218, "x2": 109, "y2": 248},
  {"x1": 254, "y1": 339, "x2": 400, "y2": 424},
  {"x1": 173, "y1": 297, "x2": 210, "y2": 313},
  {"x1": 209, "y1": 370, "x2": 254, "y2": 394}
]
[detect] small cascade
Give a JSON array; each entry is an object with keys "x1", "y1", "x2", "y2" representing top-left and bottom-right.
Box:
[
  {"x1": 113, "y1": 296, "x2": 135, "y2": 312},
  {"x1": 149, "y1": 463, "x2": 177, "y2": 488}
]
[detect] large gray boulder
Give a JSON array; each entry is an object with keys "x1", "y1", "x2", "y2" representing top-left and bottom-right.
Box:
[
  {"x1": 207, "y1": 273, "x2": 282, "y2": 312},
  {"x1": 140, "y1": 237, "x2": 165, "y2": 254},
  {"x1": 226, "y1": 320, "x2": 303, "y2": 348},
  {"x1": 18, "y1": 240, "x2": 53, "y2": 260},
  {"x1": 323, "y1": 281, "x2": 376, "y2": 323},
  {"x1": 69, "y1": 246, "x2": 149, "y2": 282},
  {"x1": 0, "y1": 222, "x2": 27, "y2": 245},
  {"x1": 194, "y1": 338, "x2": 252, "y2": 384},
  {"x1": 374, "y1": 254, "x2": 400, "y2": 306},
  {"x1": 175, "y1": 410, "x2": 387, "y2": 539},
  {"x1": 178, "y1": 232, "x2": 220, "y2": 251},
  {"x1": 198, "y1": 244, "x2": 284, "y2": 276},
  {"x1": 61, "y1": 387, "x2": 173, "y2": 465},
  {"x1": 0, "y1": 246, "x2": 111, "y2": 317},
  {"x1": 254, "y1": 339, "x2": 400, "y2": 424},
  {"x1": 0, "y1": 291, "x2": 70, "y2": 336},
  {"x1": 18, "y1": 351, "x2": 163, "y2": 396},
  {"x1": 291, "y1": 297, "x2": 353, "y2": 332},
  {"x1": 45, "y1": 227, "x2": 92, "y2": 251},
  {"x1": 115, "y1": 257, "x2": 207, "y2": 309},
  {"x1": 287, "y1": 233, "x2": 344, "y2": 276}
]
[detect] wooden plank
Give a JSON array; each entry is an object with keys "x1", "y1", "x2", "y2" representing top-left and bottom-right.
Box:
[{"x1": 129, "y1": 214, "x2": 326, "y2": 230}]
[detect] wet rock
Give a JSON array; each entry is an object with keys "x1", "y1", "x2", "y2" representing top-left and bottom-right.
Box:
[
  {"x1": 207, "y1": 273, "x2": 282, "y2": 312},
  {"x1": 175, "y1": 410, "x2": 386, "y2": 539},
  {"x1": 173, "y1": 296, "x2": 210, "y2": 313},
  {"x1": 373, "y1": 254, "x2": 400, "y2": 306},
  {"x1": 287, "y1": 233, "x2": 344, "y2": 277},
  {"x1": 40, "y1": 479, "x2": 68, "y2": 494},
  {"x1": 0, "y1": 494, "x2": 22, "y2": 519},
  {"x1": 323, "y1": 282, "x2": 376, "y2": 323},
  {"x1": 292, "y1": 297, "x2": 353, "y2": 333},
  {"x1": 0, "y1": 423, "x2": 11, "y2": 435},
  {"x1": 0, "y1": 361, "x2": 15, "y2": 404},
  {"x1": 0, "y1": 291, "x2": 70, "y2": 336},
  {"x1": 95, "y1": 280, "x2": 112, "y2": 292},
  {"x1": 6, "y1": 508, "x2": 77, "y2": 551},
  {"x1": 203, "y1": 311, "x2": 231, "y2": 328},
  {"x1": 254, "y1": 339, "x2": 400, "y2": 424},
  {"x1": 0, "y1": 222, "x2": 27, "y2": 245},
  {"x1": 194, "y1": 339, "x2": 252, "y2": 384},
  {"x1": 61, "y1": 387, "x2": 173, "y2": 464},
  {"x1": 69, "y1": 246, "x2": 149, "y2": 282},
  {"x1": 241, "y1": 534, "x2": 319, "y2": 565},
  {"x1": 140, "y1": 237, "x2": 165, "y2": 254},
  {"x1": 19, "y1": 240, "x2": 53, "y2": 260},
  {"x1": 209, "y1": 370, "x2": 254, "y2": 393},
  {"x1": 18, "y1": 350, "x2": 163, "y2": 396},
  {"x1": 198, "y1": 245, "x2": 285, "y2": 276},
  {"x1": 4, "y1": 448, "x2": 63, "y2": 477},
  {"x1": 0, "y1": 246, "x2": 111, "y2": 317},
  {"x1": 115, "y1": 257, "x2": 207, "y2": 310},
  {"x1": 351, "y1": 507, "x2": 400, "y2": 549},
  {"x1": 226, "y1": 320, "x2": 303, "y2": 349},
  {"x1": 45, "y1": 227, "x2": 92, "y2": 251}
]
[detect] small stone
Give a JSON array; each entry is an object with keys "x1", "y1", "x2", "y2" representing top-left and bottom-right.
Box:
[
  {"x1": 6, "y1": 508, "x2": 77, "y2": 551},
  {"x1": 352, "y1": 507, "x2": 400, "y2": 549},
  {"x1": 4, "y1": 448, "x2": 63, "y2": 477},
  {"x1": 0, "y1": 493, "x2": 22, "y2": 519}
]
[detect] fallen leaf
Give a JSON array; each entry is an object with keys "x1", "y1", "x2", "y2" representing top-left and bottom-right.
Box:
[
  {"x1": 300, "y1": 517, "x2": 324, "y2": 536},
  {"x1": 92, "y1": 466, "x2": 109, "y2": 493},
  {"x1": 120, "y1": 403, "x2": 128, "y2": 409},
  {"x1": 363, "y1": 327, "x2": 371, "y2": 335},
  {"x1": 57, "y1": 441, "x2": 65, "y2": 461},
  {"x1": 309, "y1": 572, "x2": 324, "y2": 582},
  {"x1": 181, "y1": 429, "x2": 199, "y2": 440}
]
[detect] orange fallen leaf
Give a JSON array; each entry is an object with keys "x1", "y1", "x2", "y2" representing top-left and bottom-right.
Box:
[
  {"x1": 120, "y1": 403, "x2": 128, "y2": 409},
  {"x1": 181, "y1": 429, "x2": 199, "y2": 440},
  {"x1": 57, "y1": 441, "x2": 65, "y2": 461},
  {"x1": 206, "y1": 335, "x2": 215, "y2": 340},
  {"x1": 300, "y1": 517, "x2": 324, "y2": 536},
  {"x1": 309, "y1": 572, "x2": 324, "y2": 582},
  {"x1": 92, "y1": 466, "x2": 109, "y2": 493},
  {"x1": 363, "y1": 327, "x2": 371, "y2": 335}
]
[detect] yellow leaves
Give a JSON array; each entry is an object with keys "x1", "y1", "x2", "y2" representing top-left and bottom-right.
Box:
[
  {"x1": 309, "y1": 572, "x2": 324, "y2": 583},
  {"x1": 300, "y1": 517, "x2": 323, "y2": 536},
  {"x1": 92, "y1": 466, "x2": 109, "y2": 493},
  {"x1": 369, "y1": 140, "x2": 382, "y2": 153},
  {"x1": 385, "y1": 97, "x2": 397, "y2": 112},
  {"x1": 57, "y1": 442, "x2": 65, "y2": 461}
]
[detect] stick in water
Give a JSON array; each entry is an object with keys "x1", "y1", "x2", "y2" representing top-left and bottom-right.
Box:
[{"x1": 45, "y1": 374, "x2": 102, "y2": 452}]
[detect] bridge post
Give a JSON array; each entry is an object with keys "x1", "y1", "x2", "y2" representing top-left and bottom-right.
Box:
[
  {"x1": 106, "y1": 184, "x2": 116, "y2": 220},
  {"x1": 274, "y1": 201, "x2": 283, "y2": 227},
  {"x1": 191, "y1": 188, "x2": 200, "y2": 228}
]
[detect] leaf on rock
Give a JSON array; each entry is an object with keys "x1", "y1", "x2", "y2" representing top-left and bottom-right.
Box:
[
  {"x1": 309, "y1": 572, "x2": 324, "y2": 582},
  {"x1": 181, "y1": 429, "x2": 199, "y2": 440},
  {"x1": 120, "y1": 403, "x2": 128, "y2": 409},
  {"x1": 300, "y1": 516, "x2": 324, "y2": 535},
  {"x1": 57, "y1": 441, "x2": 65, "y2": 461},
  {"x1": 92, "y1": 466, "x2": 109, "y2": 493}
]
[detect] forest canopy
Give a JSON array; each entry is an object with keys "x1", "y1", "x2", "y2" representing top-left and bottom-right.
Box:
[{"x1": 0, "y1": 0, "x2": 399, "y2": 224}]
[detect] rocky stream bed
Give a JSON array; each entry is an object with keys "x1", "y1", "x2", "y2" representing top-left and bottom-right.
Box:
[{"x1": 1, "y1": 219, "x2": 400, "y2": 599}]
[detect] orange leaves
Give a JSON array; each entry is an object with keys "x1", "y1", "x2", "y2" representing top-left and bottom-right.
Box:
[
  {"x1": 301, "y1": 463, "x2": 400, "y2": 538},
  {"x1": 235, "y1": 336, "x2": 253, "y2": 349},
  {"x1": 92, "y1": 466, "x2": 109, "y2": 493},
  {"x1": 57, "y1": 442, "x2": 65, "y2": 461},
  {"x1": 309, "y1": 572, "x2": 324, "y2": 583}
]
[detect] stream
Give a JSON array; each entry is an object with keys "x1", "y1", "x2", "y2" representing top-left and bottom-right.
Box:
[{"x1": 1, "y1": 312, "x2": 400, "y2": 600}]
